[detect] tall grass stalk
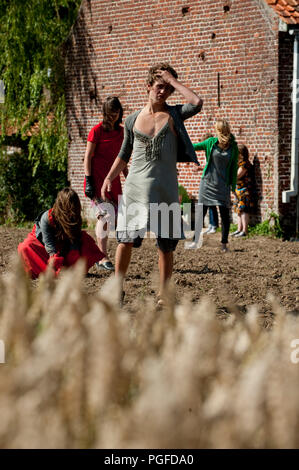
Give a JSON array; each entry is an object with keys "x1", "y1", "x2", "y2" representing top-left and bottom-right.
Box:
[{"x1": 0, "y1": 256, "x2": 298, "y2": 448}]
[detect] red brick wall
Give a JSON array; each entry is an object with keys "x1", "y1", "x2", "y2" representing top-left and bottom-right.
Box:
[{"x1": 65, "y1": 0, "x2": 282, "y2": 221}]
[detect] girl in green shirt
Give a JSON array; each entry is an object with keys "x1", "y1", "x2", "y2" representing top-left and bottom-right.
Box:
[{"x1": 193, "y1": 119, "x2": 238, "y2": 252}]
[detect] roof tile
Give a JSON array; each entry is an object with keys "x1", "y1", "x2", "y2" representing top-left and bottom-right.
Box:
[
  {"x1": 264, "y1": 0, "x2": 299, "y2": 24},
  {"x1": 276, "y1": 3, "x2": 286, "y2": 11}
]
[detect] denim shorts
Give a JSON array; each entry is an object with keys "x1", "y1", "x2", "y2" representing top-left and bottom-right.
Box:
[{"x1": 116, "y1": 230, "x2": 179, "y2": 253}]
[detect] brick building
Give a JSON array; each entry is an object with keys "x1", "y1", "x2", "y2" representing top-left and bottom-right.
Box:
[{"x1": 65, "y1": 0, "x2": 299, "y2": 231}]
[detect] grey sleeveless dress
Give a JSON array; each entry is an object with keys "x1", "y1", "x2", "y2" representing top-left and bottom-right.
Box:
[
  {"x1": 117, "y1": 121, "x2": 183, "y2": 238},
  {"x1": 198, "y1": 144, "x2": 232, "y2": 207}
]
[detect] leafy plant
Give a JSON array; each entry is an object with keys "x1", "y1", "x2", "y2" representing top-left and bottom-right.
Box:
[
  {"x1": 248, "y1": 212, "x2": 283, "y2": 238},
  {"x1": 0, "y1": 149, "x2": 68, "y2": 224},
  {"x1": 0, "y1": 0, "x2": 81, "y2": 222}
]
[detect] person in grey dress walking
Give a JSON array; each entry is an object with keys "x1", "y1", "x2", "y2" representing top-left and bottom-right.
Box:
[
  {"x1": 193, "y1": 119, "x2": 238, "y2": 252},
  {"x1": 101, "y1": 63, "x2": 203, "y2": 305}
]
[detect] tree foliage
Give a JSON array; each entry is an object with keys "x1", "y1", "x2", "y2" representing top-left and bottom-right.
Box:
[{"x1": 0, "y1": 0, "x2": 81, "y2": 172}]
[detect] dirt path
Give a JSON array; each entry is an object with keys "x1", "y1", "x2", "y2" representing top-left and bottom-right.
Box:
[{"x1": 2, "y1": 227, "x2": 299, "y2": 327}]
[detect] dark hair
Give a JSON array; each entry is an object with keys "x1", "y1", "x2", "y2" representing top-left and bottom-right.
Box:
[
  {"x1": 146, "y1": 62, "x2": 178, "y2": 94},
  {"x1": 102, "y1": 96, "x2": 123, "y2": 131},
  {"x1": 238, "y1": 144, "x2": 249, "y2": 163},
  {"x1": 52, "y1": 188, "x2": 82, "y2": 243}
]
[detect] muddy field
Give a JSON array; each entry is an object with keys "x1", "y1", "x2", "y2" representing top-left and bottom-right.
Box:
[{"x1": 1, "y1": 226, "x2": 299, "y2": 327}]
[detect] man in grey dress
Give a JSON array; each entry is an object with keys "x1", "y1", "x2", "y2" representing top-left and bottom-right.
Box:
[{"x1": 101, "y1": 63, "x2": 203, "y2": 304}]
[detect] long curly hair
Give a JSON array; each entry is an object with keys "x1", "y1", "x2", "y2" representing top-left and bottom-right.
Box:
[
  {"x1": 215, "y1": 119, "x2": 231, "y2": 148},
  {"x1": 102, "y1": 96, "x2": 123, "y2": 131},
  {"x1": 52, "y1": 188, "x2": 82, "y2": 243}
]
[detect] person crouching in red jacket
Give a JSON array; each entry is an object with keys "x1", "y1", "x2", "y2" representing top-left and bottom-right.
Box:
[{"x1": 18, "y1": 187, "x2": 104, "y2": 278}]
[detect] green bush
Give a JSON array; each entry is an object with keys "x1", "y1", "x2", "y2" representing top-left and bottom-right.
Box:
[
  {"x1": 248, "y1": 212, "x2": 283, "y2": 238},
  {"x1": 0, "y1": 1, "x2": 81, "y2": 173},
  {"x1": 0, "y1": 149, "x2": 67, "y2": 225}
]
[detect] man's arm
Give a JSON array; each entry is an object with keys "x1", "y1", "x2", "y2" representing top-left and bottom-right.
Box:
[
  {"x1": 122, "y1": 165, "x2": 129, "y2": 178},
  {"x1": 101, "y1": 157, "x2": 127, "y2": 201},
  {"x1": 157, "y1": 69, "x2": 203, "y2": 108}
]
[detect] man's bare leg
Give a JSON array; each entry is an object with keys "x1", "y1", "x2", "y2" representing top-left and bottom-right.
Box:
[
  {"x1": 158, "y1": 249, "x2": 173, "y2": 297},
  {"x1": 115, "y1": 242, "x2": 133, "y2": 294}
]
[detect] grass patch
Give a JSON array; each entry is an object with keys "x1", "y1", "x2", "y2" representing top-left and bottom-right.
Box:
[{"x1": 1, "y1": 219, "x2": 34, "y2": 229}]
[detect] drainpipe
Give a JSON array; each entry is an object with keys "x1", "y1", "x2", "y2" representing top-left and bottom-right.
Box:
[{"x1": 282, "y1": 30, "x2": 299, "y2": 236}]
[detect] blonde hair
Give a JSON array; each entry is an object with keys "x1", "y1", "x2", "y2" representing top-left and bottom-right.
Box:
[{"x1": 215, "y1": 119, "x2": 231, "y2": 148}]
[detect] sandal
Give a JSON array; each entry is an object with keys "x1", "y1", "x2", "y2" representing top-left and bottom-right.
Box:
[
  {"x1": 96, "y1": 260, "x2": 114, "y2": 271},
  {"x1": 234, "y1": 231, "x2": 247, "y2": 238}
]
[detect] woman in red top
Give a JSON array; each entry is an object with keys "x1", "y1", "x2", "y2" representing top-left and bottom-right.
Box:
[{"x1": 84, "y1": 96, "x2": 127, "y2": 270}]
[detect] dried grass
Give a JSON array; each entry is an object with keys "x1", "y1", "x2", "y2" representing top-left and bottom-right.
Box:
[{"x1": 0, "y1": 256, "x2": 299, "y2": 448}]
